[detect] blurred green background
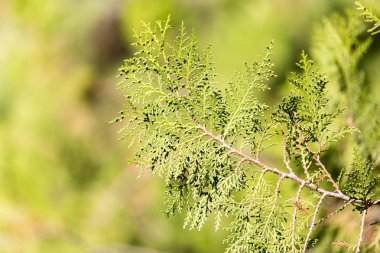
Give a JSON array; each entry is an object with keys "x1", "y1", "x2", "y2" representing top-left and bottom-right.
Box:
[{"x1": 1, "y1": 0, "x2": 380, "y2": 252}]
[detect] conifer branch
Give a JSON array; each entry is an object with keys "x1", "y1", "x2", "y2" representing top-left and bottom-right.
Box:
[
  {"x1": 116, "y1": 16, "x2": 380, "y2": 251},
  {"x1": 197, "y1": 123, "x2": 380, "y2": 206}
]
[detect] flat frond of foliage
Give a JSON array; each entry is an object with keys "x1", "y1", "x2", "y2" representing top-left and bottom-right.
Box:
[
  {"x1": 115, "y1": 15, "x2": 380, "y2": 253},
  {"x1": 343, "y1": 150, "x2": 380, "y2": 206}
]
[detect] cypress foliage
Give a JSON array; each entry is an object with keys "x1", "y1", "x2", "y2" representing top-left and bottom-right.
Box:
[{"x1": 114, "y1": 3, "x2": 380, "y2": 252}]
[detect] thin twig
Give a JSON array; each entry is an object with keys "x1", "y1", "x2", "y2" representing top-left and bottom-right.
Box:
[
  {"x1": 295, "y1": 122, "x2": 341, "y2": 193},
  {"x1": 196, "y1": 124, "x2": 380, "y2": 207},
  {"x1": 262, "y1": 175, "x2": 286, "y2": 233},
  {"x1": 355, "y1": 209, "x2": 368, "y2": 253},
  {"x1": 234, "y1": 158, "x2": 246, "y2": 174},
  {"x1": 315, "y1": 199, "x2": 354, "y2": 226},
  {"x1": 303, "y1": 193, "x2": 327, "y2": 252},
  {"x1": 295, "y1": 122, "x2": 311, "y2": 178},
  {"x1": 247, "y1": 168, "x2": 269, "y2": 215},
  {"x1": 292, "y1": 183, "x2": 305, "y2": 252},
  {"x1": 281, "y1": 128, "x2": 295, "y2": 175},
  {"x1": 313, "y1": 154, "x2": 342, "y2": 194}
]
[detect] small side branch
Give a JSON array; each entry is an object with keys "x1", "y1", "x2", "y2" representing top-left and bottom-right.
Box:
[
  {"x1": 303, "y1": 193, "x2": 327, "y2": 252},
  {"x1": 274, "y1": 175, "x2": 285, "y2": 201},
  {"x1": 281, "y1": 128, "x2": 295, "y2": 175},
  {"x1": 234, "y1": 158, "x2": 246, "y2": 174},
  {"x1": 296, "y1": 123, "x2": 341, "y2": 193},
  {"x1": 262, "y1": 175, "x2": 286, "y2": 233},
  {"x1": 355, "y1": 209, "x2": 368, "y2": 253},
  {"x1": 292, "y1": 183, "x2": 305, "y2": 252},
  {"x1": 313, "y1": 155, "x2": 342, "y2": 194},
  {"x1": 247, "y1": 169, "x2": 270, "y2": 214},
  {"x1": 315, "y1": 199, "x2": 354, "y2": 226}
]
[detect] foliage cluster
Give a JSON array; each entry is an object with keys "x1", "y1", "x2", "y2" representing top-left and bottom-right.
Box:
[{"x1": 116, "y1": 2, "x2": 380, "y2": 252}]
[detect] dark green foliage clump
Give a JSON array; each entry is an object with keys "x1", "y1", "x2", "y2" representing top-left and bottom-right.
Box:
[
  {"x1": 343, "y1": 151, "x2": 380, "y2": 205},
  {"x1": 273, "y1": 52, "x2": 349, "y2": 153}
]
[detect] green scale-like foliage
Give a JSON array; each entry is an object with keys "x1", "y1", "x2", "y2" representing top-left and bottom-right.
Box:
[
  {"x1": 343, "y1": 150, "x2": 380, "y2": 206},
  {"x1": 273, "y1": 52, "x2": 353, "y2": 162},
  {"x1": 115, "y1": 15, "x2": 380, "y2": 253}
]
